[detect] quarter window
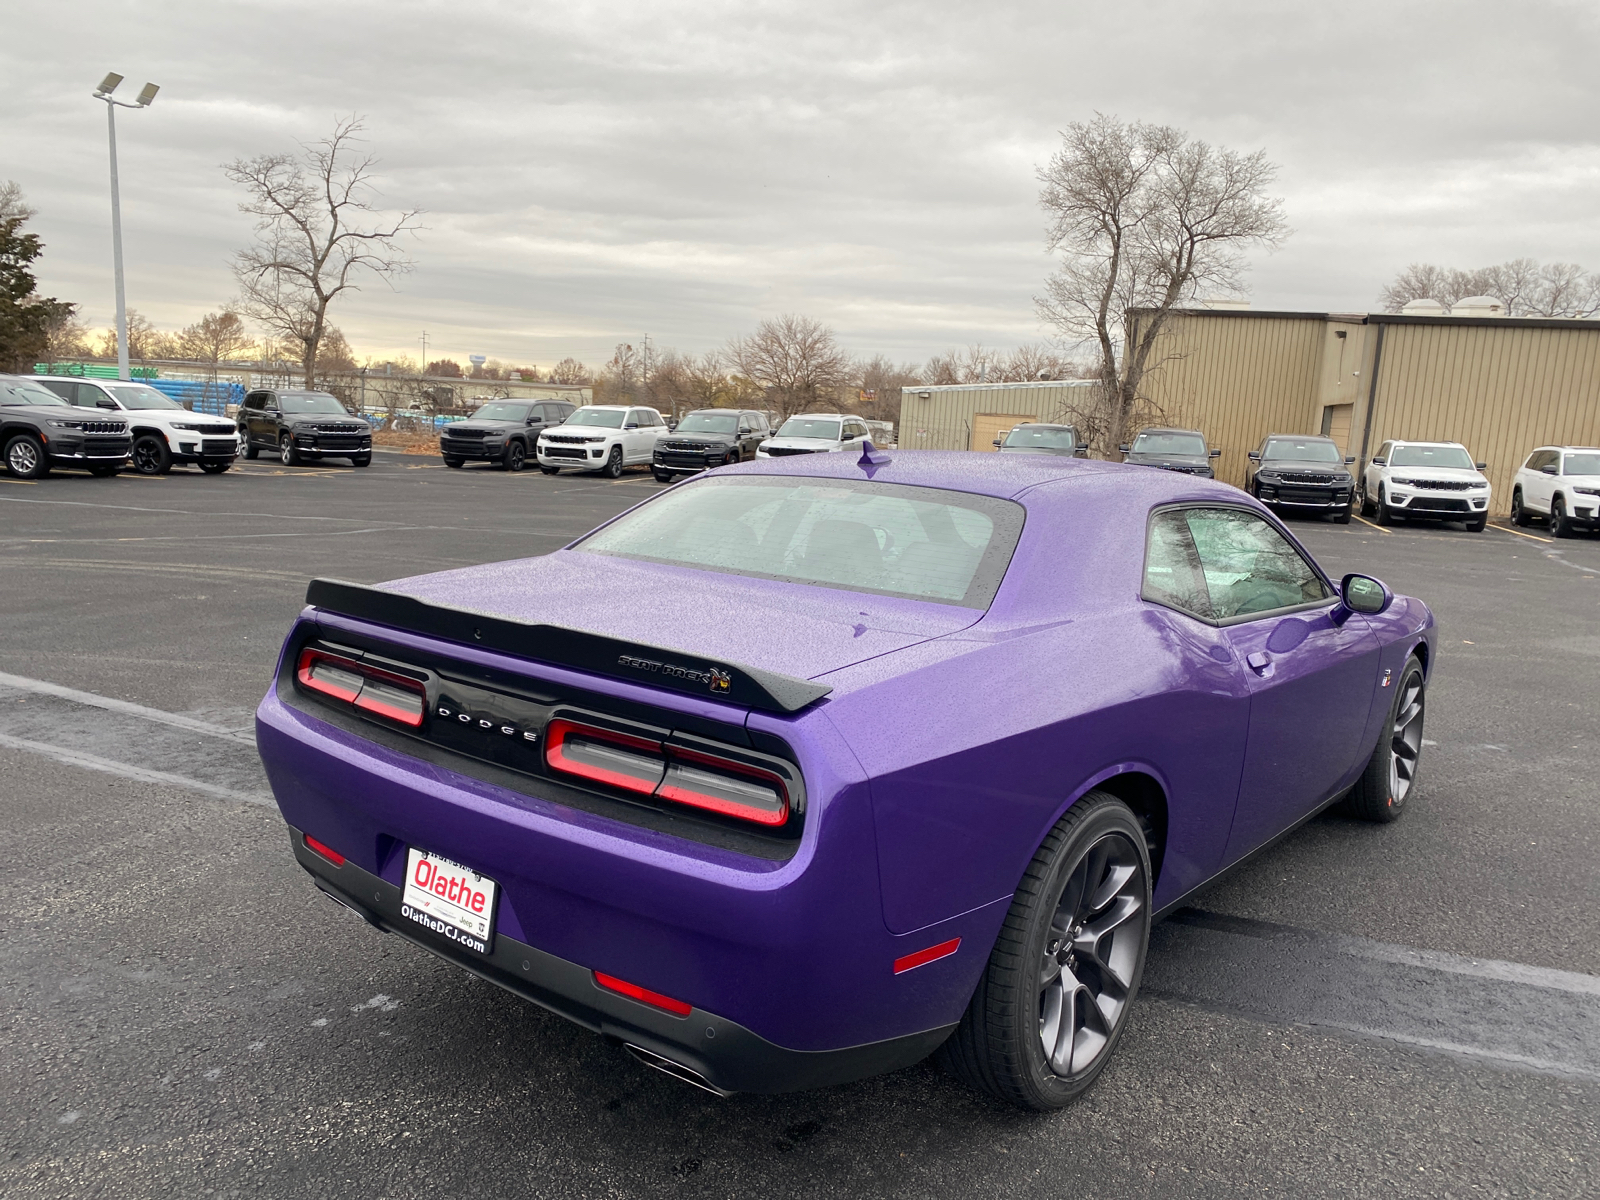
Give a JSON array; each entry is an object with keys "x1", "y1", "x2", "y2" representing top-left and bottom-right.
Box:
[
  {"x1": 1183, "y1": 508, "x2": 1329, "y2": 620},
  {"x1": 1142, "y1": 512, "x2": 1212, "y2": 619}
]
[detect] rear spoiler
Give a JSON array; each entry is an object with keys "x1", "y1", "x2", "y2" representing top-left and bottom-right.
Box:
[{"x1": 304, "y1": 578, "x2": 832, "y2": 716}]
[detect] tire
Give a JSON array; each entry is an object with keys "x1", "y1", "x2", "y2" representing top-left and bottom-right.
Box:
[
  {"x1": 351, "y1": 454, "x2": 371, "y2": 468},
  {"x1": 198, "y1": 461, "x2": 230, "y2": 475},
  {"x1": 1334, "y1": 504, "x2": 1352, "y2": 525},
  {"x1": 87, "y1": 463, "x2": 121, "y2": 477},
  {"x1": 938, "y1": 791, "x2": 1151, "y2": 1111},
  {"x1": 4, "y1": 434, "x2": 50, "y2": 479},
  {"x1": 725, "y1": 448, "x2": 740, "y2": 466},
  {"x1": 279, "y1": 435, "x2": 299, "y2": 466},
  {"x1": 502, "y1": 441, "x2": 527, "y2": 472},
  {"x1": 652, "y1": 469, "x2": 673, "y2": 483},
  {"x1": 1344, "y1": 655, "x2": 1426, "y2": 823},
  {"x1": 1509, "y1": 489, "x2": 1527, "y2": 526},
  {"x1": 1376, "y1": 485, "x2": 1398, "y2": 525},
  {"x1": 1550, "y1": 497, "x2": 1572, "y2": 538},
  {"x1": 602, "y1": 445, "x2": 624, "y2": 479},
  {"x1": 1465, "y1": 514, "x2": 1486, "y2": 532},
  {"x1": 130, "y1": 434, "x2": 172, "y2": 476},
  {"x1": 443, "y1": 457, "x2": 464, "y2": 469},
  {"x1": 1359, "y1": 486, "x2": 1377, "y2": 518},
  {"x1": 540, "y1": 465, "x2": 559, "y2": 476}
]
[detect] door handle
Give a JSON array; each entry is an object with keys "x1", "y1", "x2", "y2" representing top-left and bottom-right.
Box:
[{"x1": 1246, "y1": 651, "x2": 1273, "y2": 674}]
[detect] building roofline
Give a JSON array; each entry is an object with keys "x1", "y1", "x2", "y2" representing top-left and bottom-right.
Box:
[
  {"x1": 900, "y1": 379, "x2": 1098, "y2": 393},
  {"x1": 1129, "y1": 307, "x2": 1600, "y2": 331}
]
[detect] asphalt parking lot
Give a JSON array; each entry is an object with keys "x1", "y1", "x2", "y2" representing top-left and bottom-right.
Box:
[{"x1": 2, "y1": 451, "x2": 1597, "y2": 1199}]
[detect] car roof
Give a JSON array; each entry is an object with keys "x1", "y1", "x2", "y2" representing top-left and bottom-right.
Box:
[
  {"x1": 1390, "y1": 439, "x2": 1465, "y2": 447},
  {"x1": 783, "y1": 412, "x2": 851, "y2": 420},
  {"x1": 1011, "y1": 422, "x2": 1075, "y2": 429},
  {"x1": 1536, "y1": 445, "x2": 1600, "y2": 452},
  {"x1": 1263, "y1": 432, "x2": 1336, "y2": 442},
  {"x1": 1135, "y1": 426, "x2": 1203, "y2": 437},
  {"x1": 715, "y1": 448, "x2": 1246, "y2": 505}
]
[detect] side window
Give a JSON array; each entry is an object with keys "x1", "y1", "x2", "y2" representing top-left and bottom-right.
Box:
[
  {"x1": 1142, "y1": 511, "x2": 1213, "y2": 620},
  {"x1": 1376, "y1": 442, "x2": 1394, "y2": 463},
  {"x1": 738, "y1": 416, "x2": 753, "y2": 434},
  {"x1": 37, "y1": 379, "x2": 76, "y2": 404},
  {"x1": 1184, "y1": 508, "x2": 1330, "y2": 620},
  {"x1": 263, "y1": 394, "x2": 279, "y2": 411}
]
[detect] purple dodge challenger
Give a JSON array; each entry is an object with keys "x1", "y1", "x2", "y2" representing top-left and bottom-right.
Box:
[{"x1": 256, "y1": 448, "x2": 1435, "y2": 1109}]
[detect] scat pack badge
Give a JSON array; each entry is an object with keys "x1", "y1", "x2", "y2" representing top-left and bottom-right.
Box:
[{"x1": 617, "y1": 654, "x2": 733, "y2": 696}]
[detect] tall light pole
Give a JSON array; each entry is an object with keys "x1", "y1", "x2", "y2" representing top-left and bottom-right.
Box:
[{"x1": 92, "y1": 72, "x2": 159, "y2": 382}]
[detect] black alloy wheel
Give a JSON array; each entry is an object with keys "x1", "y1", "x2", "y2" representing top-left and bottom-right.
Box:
[
  {"x1": 602, "y1": 445, "x2": 624, "y2": 479},
  {"x1": 1509, "y1": 489, "x2": 1527, "y2": 526},
  {"x1": 443, "y1": 457, "x2": 464, "y2": 468},
  {"x1": 503, "y1": 441, "x2": 527, "y2": 472},
  {"x1": 1345, "y1": 655, "x2": 1426, "y2": 822},
  {"x1": 130, "y1": 434, "x2": 172, "y2": 475},
  {"x1": 5, "y1": 435, "x2": 49, "y2": 479},
  {"x1": 939, "y1": 791, "x2": 1151, "y2": 1110},
  {"x1": 198, "y1": 461, "x2": 230, "y2": 475},
  {"x1": 1550, "y1": 497, "x2": 1572, "y2": 538},
  {"x1": 279, "y1": 434, "x2": 300, "y2": 466}
]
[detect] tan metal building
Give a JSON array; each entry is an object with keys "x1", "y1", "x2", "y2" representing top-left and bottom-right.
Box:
[
  {"x1": 1128, "y1": 307, "x2": 1600, "y2": 515},
  {"x1": 896, "y1": 380, "x2": 1099, "y2": 452}
]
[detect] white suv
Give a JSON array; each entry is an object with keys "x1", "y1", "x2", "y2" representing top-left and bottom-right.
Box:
[
  {"x1": 536, "y1": 405, "x2": 665, "y2": 478},
  {"x1": 1360, "y1": 439, "x2": 1490, "y2": 531},
  {"x1": 31, "y1": 376, "x2": 240, "y2": 475},
  {"x1": 1511, "y1": 446, "x2": 1600, "y2": 537},
  {"x1": 755, "y1": 413, "x2": 871, "y2": 459}
]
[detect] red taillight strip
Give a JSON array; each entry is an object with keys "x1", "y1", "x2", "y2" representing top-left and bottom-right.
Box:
[
  {"x1": 593, "y1": 970, "x2": 692, "y2": 1016},
  {"x1": 545, "y1": 718, "x2": 664, "y2": 795},
  {"x1": 297, "y1": 648, "x2": 362, "y2": 703},
  {"x1": 296, "y1": 647, "x2": 425, "y2": 728},
  {"x1": 893, "y1": 937, "x2": 961, "y2": 975},
  {"x1": 304, "y1": 834, "x2": 346, "y2": 867}
]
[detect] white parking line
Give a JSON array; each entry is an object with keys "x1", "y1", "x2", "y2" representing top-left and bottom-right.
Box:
[
  {"x1": 0, "y1": 731, "x2": 269, "y2": 805},
  {"x1": 0, "y1": 670, "x2": 254, "y2": 741}
]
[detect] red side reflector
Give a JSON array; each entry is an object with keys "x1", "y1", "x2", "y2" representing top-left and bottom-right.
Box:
[
  {"x1": 893, "y1": 937, "x2": 961, "y2": 975},
  {"x1": 304, "y1": 834, "x2": 346, "y2": 867},
  {"x1": 593, "y1": 970, "x2": 692, "y2": 1016}
]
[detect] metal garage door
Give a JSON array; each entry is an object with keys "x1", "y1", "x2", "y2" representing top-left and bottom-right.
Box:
[{"x1": 971, "y1": 413, "x2": 1037, "y2": 452}]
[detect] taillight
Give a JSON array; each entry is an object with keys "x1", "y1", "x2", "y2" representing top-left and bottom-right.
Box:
[
  {"x1": 297, "y1": 647, "x2": 425, "y2": 727},
  {"x1": 544, "y1": 719, "x2": 791, "y2": 828},
  {"x1": 304, "y1": 833, "x2": 346, "y2": 867}
]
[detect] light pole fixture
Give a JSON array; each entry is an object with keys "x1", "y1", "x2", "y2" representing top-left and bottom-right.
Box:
[{"x1": 92, "y1": 72, "x2": 160, "y2": 381}]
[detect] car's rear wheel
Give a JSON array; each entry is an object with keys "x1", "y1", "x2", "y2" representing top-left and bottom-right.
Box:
[
  {"x1": 130, "y1": 434, "x2": 172, "y2": 475},
  {"x1": 1344, "y1": 654, "x2": 1425, "y2": 823},
  {"x1": 5, "y1": 434, "x2": 49, "y2": 479},
  {"x1": 603, "y1": 445, "x2": 624, "y2": 479},
  {"x1": 939, "y1": 791, "x2": 1151, "y2": 1110},
  {"x1": 1509, "y1": 489, "x2": 1528, "y2": 526},
  {"x1": 1550, "y1": 497, "x2": 1572, "y2": 538},
  {"x1": 503, "y1": 441, "x2": 527, "y2": 472}
]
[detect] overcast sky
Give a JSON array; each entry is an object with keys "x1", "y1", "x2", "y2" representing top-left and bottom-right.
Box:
[{"x1": 6, "y1": 0, "x2": 1599, "y2": 369}]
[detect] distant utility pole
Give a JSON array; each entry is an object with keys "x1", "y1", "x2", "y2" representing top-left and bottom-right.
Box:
[
  {"x1": 91, "y1": 71, "x2": 159, "y2": 381},
  {"x1": 420, "y1": 331, "x2": 429, "y2": 371}
]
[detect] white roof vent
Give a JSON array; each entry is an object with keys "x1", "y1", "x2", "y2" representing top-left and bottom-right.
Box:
[
  {"x1": 1449, "y1": 295, "x2": 1507, "y2": 318},
  {"x1": 1401, "y1": 298, "x2": 1447, "y2": 316},
  {"x1": 1199, "y1": 297, "x2": 1251, "y2": 310}
]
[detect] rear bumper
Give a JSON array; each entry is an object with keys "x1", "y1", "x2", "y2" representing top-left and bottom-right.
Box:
[{"x1": 291, "y1": 828, "x2": 952, "y2": 1094}]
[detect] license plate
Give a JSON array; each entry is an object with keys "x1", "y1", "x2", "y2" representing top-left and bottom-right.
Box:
[{"x1": 400, "y1": 847, "x2": 497, "y2": 955}]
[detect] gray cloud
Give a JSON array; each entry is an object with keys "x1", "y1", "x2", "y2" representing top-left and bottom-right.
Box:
[{"x1": 5, "y1": 0, "x2": 1599, "y2": 366}]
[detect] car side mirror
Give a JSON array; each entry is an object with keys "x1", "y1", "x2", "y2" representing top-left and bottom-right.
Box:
[
  {"x1": 1370, "y1": 457, "x2": 1386, "y2": 467},
  {"x1": 1334, "y1": 573, "x2": 1393, "y2": 624},
  {"x1": 1344, "y1": 456, "x2": 1356, "y2": 464},
  {"x1": 1247, "y1": 451, "x2": 1260, "y2": 462},
  {"x1": 1074, "y1": 447, "x2": 1089, "y2": 458},
  {"x1": 96, "y1": 398, "x2": 117, "y2": 410},
  {"x1": 1475, "y1": 461, "x2": 1487, "y2": 470},
  {"x1": 992, "y1": 438, "x2": 1002, "y2": 447},
  {"x1": 1118, "y1": 443, "x2": 1130, "y2": 453},
  {"x1": 1541, "y1": 464, "x2": 1558, "y2": 475},
  {"x1": 625, "y1": 422, "x2": 638, "y2": 430},
  {"x1": 1209, "y1": 448, "x2": 1222, "y2": 458}
]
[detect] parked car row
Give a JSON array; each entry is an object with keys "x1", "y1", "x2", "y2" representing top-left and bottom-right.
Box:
[
  {"x1": 1510, "y1": 446, "x2": 1600, "y2": 537},
  {"x1": 24, "y1": 374, "x2": 238, "y2": 475}
]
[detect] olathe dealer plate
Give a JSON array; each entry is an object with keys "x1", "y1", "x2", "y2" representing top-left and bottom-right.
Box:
[{"x1": 401, "y1": 847, "x2": 498, "y2": 955}]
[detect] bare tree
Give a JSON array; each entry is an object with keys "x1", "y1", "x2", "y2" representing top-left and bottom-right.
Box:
[
  {"x1": 95, "y1": 309, "x2": 171, "y2": 363},
  {"x1": 225, "y1": 117, "x2": 420, "y2": 388},
  {"x1": 1379, "y1": 258, "x2": 1600, "y2": 317},
  {"x1": 1036, "y1": 115, "x2": 1288, "y2": 453},
  {"x1": 728, "y1": 314, "x2": 852, "y2": 422},
  {"x1": 38, "y1": 306, "x2": 91, "y2": 366},
  {"x1": 177, "y1": 310, "x2": 254, "y2": 381},
  {"x1": 549, "y1": 357, "x2": 591, "y2": 385}
]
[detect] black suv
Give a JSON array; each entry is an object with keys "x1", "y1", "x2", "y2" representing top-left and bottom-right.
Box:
[
  {"x1": 238, "y1": 389, "x2": 372, "y2": 467},
  {"x1": 1119, "y1": 426, "x2": 1221, "y2": 476},
  {"x1": 992, "y1": 422, "x2": 1089, "y2": 457},
  {"x1": 652, "y1": 408, "x2": 771, "y2": 481},
  {"x1": 1, "y1": 374, "x2": 131, "y2": 478},
  {"x1": 440, "y1": 399, "x2": 577, "y2": 471},
  {"x1": 1247, "y1": 433, "x2": 1356, "y2": 523}
]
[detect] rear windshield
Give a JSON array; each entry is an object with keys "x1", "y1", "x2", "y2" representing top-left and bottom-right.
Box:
[
  {"x1": 776, "y1": 418, "x2": 841, "y2": 440},
  {"x1": 1391, "y1": 444, "x2": 1474, "y2": 469},
  {"x1": 1263, "y1": 438, "x2": 1341, "y2": 463},
  {"x1": 577, "y1": 476, "x2": 1024, "y2": 608},
  {"x1": 1133, "y1": 432, "x2": 1205, "y2": 456},
  {"x1": 1564, "y1": 452, "x2": 1600, "y2": 475},
  {"x1": 1004, "y1": 426, "x2": 1076, "y2": 449}
]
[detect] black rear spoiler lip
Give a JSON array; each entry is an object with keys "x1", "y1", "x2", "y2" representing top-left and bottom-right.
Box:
[{"x1": 303, "y1": 578, "x2": 832, "y2": 716}]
